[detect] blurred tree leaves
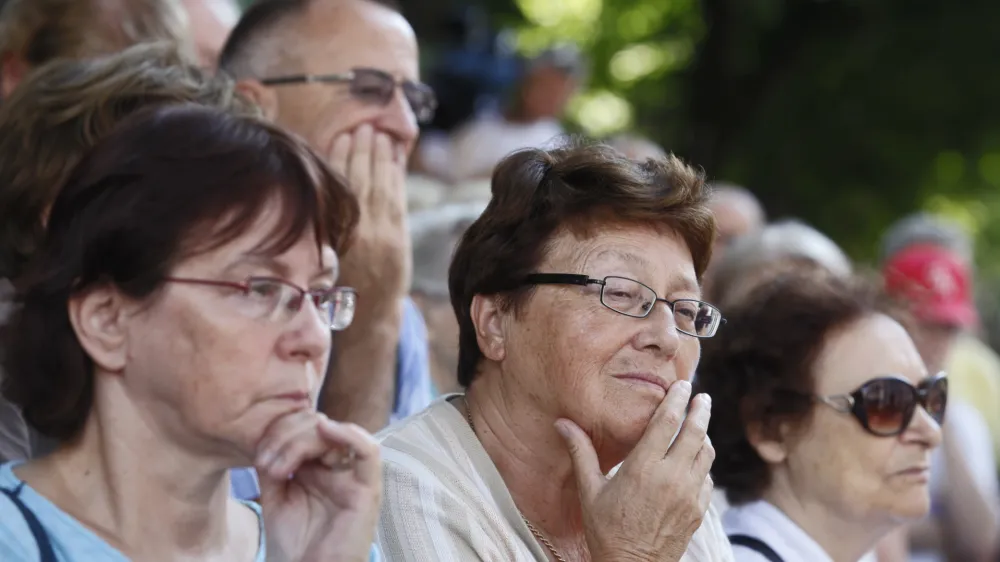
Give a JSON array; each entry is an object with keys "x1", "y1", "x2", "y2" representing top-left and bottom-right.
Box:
[{"x1": 476, "y1": 0, "x2": 1000, "y2": 277}]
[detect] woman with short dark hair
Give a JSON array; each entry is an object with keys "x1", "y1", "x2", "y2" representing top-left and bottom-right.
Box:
[
  {"x1": 0, "y1": 105, "x2": 379, "y2": 562},
  {"x1": 377, "y1": 141, "x2": 732, "y2": 561},
  {"x1": 695, "y1": 267, "x2": 945, "y2": 562}
]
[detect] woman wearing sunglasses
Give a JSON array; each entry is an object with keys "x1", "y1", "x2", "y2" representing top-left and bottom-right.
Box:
[
  {"x1": 694, "y1": 266, "x2": 945, "y2": 562},
  {"x1": 0, "y1": 106, "x2": 380, "y2": 561}
]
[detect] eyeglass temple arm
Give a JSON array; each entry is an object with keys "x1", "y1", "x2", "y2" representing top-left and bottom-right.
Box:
[
  {"x1": 523, "y1": 274, "x2": 602, "y2": 286},
  {"x1": 260, "y1": 73, "x2": 353, "y2": 86},
  {"x1": 817, "y1": 394, "x2": 854, "y2": 413}
]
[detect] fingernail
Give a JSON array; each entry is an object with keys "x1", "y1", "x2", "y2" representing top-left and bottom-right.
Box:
[
  {"x1": 702, "y1": 393, "x2": 712, "y2": 408},
  {"x1": 676, "y1": 380, "x2": 692, "y2": 394},
  {"x1": 554, "y1": 419, "x2": 570, "y2": 439}
]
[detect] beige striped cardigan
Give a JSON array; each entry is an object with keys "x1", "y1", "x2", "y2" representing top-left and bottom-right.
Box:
[{"x1": 376, "y1": 395, "x2": 734, "y2": 562}]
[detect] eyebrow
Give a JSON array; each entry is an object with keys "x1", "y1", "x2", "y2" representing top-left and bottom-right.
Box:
[
  {"x1": 595, "y1": 249, "x2": 701, "y2": 296},
  {"x1": 224, "y1": 254, "x2": 338, "y2": 281}
]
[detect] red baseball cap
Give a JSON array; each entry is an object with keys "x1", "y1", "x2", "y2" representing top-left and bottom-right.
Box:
[{"x1": 883, "y1": 244, "x2": 978, "y2": 328}]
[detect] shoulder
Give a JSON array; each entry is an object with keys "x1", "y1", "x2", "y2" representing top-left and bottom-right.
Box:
[
  {"x1": 0, "y1": 467, "x2": 39, "y2": 559},
  {"x1": 376, "y1": 402, "x2": 537, "y2": 561},
  {"x1": 378, "y1": 398, "x2": 476, "y2": 485}
]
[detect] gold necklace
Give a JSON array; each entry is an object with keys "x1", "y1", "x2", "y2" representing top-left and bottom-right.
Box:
[{"x1": 465, "y1": 400, "x2": 568, "y2": 562}]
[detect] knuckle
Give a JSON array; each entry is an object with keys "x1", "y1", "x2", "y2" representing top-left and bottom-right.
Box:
[{"x1": 660, "y1": 411, "x2": 683, "y2": 428}]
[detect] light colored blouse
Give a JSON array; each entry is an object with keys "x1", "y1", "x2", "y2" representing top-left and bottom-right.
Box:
[
  {"x1": 0, "y1": 462, "x2": 265, "y2": 561},
  {"x1": 723, "y1": 500, "x2": 876, "y2": 562},
  {"x1": 376, "y1": 395, "x2": 734, "y2": 561}
]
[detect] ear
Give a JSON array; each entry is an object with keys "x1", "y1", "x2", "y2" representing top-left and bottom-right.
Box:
[
  {"x1": 746, "y1": 420, "x2": 789, "y2": 465},
  {"x1": 1, "y1": 52, "x2": 30, "y2": 98},
  {"x1": 470, "y1": 294, "x2": 507, "y2": 363},
  {"x1": 67, "y1": 286, "x2": 132, "y2": 375},
  {"x1": 236, "y1": 78, "x2": 279, "y2": 121}
]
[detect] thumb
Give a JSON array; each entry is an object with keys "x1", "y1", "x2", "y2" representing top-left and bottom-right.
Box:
[{"x1": 555, "y1": 418, "x2": 604, "y2": 503}]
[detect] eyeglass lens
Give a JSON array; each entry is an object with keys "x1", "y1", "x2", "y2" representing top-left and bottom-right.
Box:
[
  {"x1": 350, "y1": 69, "x2": 436, "y2": 123},
  {"x1": 599, "y1": 276, "x2": 720, "y2": 337},
  {"x1": 246, "y1": 278, "x2": 355, "y2": 331},
  {"x1": 858, "y1": 377, "x2": 947, "y2": 436}
]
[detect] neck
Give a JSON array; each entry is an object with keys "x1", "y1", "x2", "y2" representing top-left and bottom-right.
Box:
[
  {"x1": 22, "y1": 379, "x2": 248, "y2": 559},
  {"x1": 466, "y1": 369, "x2": 589, "y2": 560},
  {"x1": 762, "y1": 480, "x2": 893, "y2": 562}
]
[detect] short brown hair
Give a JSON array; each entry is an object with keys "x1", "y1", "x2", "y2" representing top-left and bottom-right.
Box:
[
  {"x1": 0, "y1": 42, "x2": 258, "y2": 279},
  {"x1": 693, "y1": 266, "x2": 882, "y2": 506},
  {"x1": 2, "y1": 104, "x2": 359, "y2": 441},
  {"x1": 448, "y1": 141, "x2": 715, "y2": 387},
  {"x1": 0, "y1": 0, "x2": 191, "y2": 66}
]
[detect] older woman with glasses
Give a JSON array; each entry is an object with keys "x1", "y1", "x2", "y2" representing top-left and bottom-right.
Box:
[
  {"x1": 0, "y1": 105, "x2": 379, "y2": 561},
  {"x1": 375, "y1": 142, "x2": 732, "y2": 561},
  {"x1": 694, "y1": 266, "x2": 944, "y2": 562}
]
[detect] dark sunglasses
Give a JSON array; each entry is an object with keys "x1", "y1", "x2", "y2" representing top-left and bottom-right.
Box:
[
  {"x1": 260, "y1": 67, "x2": 437, "y2": 124},
  {"x1": 811, "y1": 373, "x2": 947, "y2": 437}
]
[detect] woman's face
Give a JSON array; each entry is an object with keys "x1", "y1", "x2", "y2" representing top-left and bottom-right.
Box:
[
  {"x1": 108, "y1": 208, "x2": 337, "y2": 463},
  {"x1": 498, "y1": 223, "x2": 703, "y2": 461},
  {"x1": 781, "y1": 313, "x2": 942, "y2": 523}
]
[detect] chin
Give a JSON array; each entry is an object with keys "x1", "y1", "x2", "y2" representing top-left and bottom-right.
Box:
[{"x1": 888, "y1": 491, "x2": 933, "y2": 521}]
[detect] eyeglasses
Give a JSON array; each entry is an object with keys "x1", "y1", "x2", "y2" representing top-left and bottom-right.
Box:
[
  {"x1": 163, "y1": 276, "x2": 357, "y2": 331},
  {"x1": 810, "y1": 373, "x2": 947, "y2": 437},
  {"x1": 260, "y1": 67, "x2": 438, "y2": 124},
  {"x1": 522, "y1": 273, "x2": 723, "y2": 338}
]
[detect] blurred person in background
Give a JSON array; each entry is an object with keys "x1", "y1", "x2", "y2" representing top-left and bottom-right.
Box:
[
  {"x1": 377, "y1": 144, "x2": 732, "y2": 561},
  {"x1": 0, "y1": 44, "x2": 259, "y2": 500},
  {"x1": 181, "y1": 0, "x2": 240, "y2": 69},
  {"x1": 881, "y1": 213, "x2": 1000, "y2": 460},
  {"x1": 606, "y1": 133, "x2": 668, "y2": 161},
  {"x1": 706, "y1": 218, "x2": 851, "y2": 309},
  {"x1": 696, "y1": 266, "x2": 943, "y2": 562},
  {"x1": 879, "y1": 215, "x2": 1000, "y2": 562},
  {"x1": 0, "y1": 104, "x2": 379, "y2": 562},
  {"x1": 703, "y1": 183, "x2": 765, "y2": 298},
  {"x1": 440, "y1": 46, "x2": 585, "y2": 182},
  {"x1": 0, "y1": 0, "x2": 193, "y2": 97},
  {"x1": 409, "y1": 200, "x2": 487, "y2": 394},
  {"x1": 220, "y1": 0, "x2": 437, "y2": 432}
]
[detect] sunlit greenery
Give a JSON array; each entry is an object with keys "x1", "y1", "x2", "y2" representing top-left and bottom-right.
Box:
[{"x1": 489, "y1": 0, "x2": 1000, "y2": 341}]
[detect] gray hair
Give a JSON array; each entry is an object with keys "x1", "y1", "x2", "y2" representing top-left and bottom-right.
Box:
[
  {"x1": 717, "y1": 219, "x2": 852, "y2": 280},
  {"x1": 708, "y1": 181, "x2": 766, "y2": 225},
  {"x1": 879, "y1": 212, "x2": 973, "y2": 265},
  {"x1": 410, "y1": 202, "x2": 488, "y2": 298}
]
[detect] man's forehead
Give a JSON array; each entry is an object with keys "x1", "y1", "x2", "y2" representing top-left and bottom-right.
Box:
[{"x1": 295, "y1": 0, "x2": 417, "y2": 69}]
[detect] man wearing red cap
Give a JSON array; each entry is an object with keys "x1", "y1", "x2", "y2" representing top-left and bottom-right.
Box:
[
  {"x1": 880, "y1": 215, "x2": 1000, "y2": 562},
  {"x1": 883, "y1": 243, "x2": 979, "y2": 372}
]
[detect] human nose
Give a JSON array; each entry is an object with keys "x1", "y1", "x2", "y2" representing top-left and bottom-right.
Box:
[
  {"x1": 903, "y1": 405, "x2": 943, "y2": 449},
  {"x1": 276, "y1": 292, "x2": 331, "y2": 362},
  {"x1": 632, "y1": 301, "x2": 681, "y2": 358},
  {"x1": 376, "y1": 87, "x2": 420, "y2": 147}
]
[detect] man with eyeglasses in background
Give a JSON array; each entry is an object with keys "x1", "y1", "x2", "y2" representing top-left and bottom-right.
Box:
[{"x1": 219, "y1": 0, "x2": 437, "y2": 433}]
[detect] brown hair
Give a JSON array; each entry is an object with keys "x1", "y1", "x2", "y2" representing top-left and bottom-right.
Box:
[
  {"x1": 448, "y1": 140, "x2": 715, "y2": 387},
  {"x1": 0, "y1": 0, "x2": 192, "y2": 66},
  {"x1": 1, "y1": 104, "x2": 359, "y2": 441},
  {"x1": 0, "y1": 42, "x2": 258, "y2": 279},
  {"x1": 693, "y1": 265, "x2": 882, "y2": 506}
]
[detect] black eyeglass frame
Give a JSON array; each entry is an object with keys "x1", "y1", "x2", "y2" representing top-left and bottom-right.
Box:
[
  {"x1": 813, "y1": 372, "x2": 948, "y2": 437},
  {"x1": 259, "y1": 67, "x2": 438, "y2": 124},
  {"x1": 522, "y1": 273, "x2": 723, "y2": 338}
]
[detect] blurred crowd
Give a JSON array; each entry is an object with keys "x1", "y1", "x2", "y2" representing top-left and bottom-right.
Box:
[{"x1": 0, "y1": 0, "x2": 997, "y2": 561}]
